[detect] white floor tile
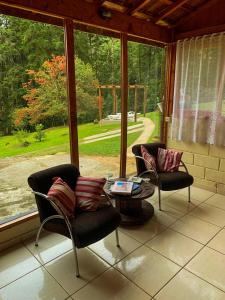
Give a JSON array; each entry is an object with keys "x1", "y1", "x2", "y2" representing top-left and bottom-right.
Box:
[
  {"x1": 0, "y1": 266, "x2": 68, "y2": 300},
  {"x1": 177, "y1": 187, "x2": 214, "y2": 202},
  {"x1": 88, "y1": 231, "x2": 141, "y2": 266},
  {"x1": 71, "y1": 268, "x2": 151, "y2": 300},
  {"x1": 204, "y1": 194, "x2": 225, "y2": 211},
  {"x1": 0, "y1": 244, "x2": 40, "y2": 288},
  {"x1": 24, "y1": 232, "x2": 72, "y2": 265},
  {"x1": 155, "y1": 269, "x2": 225, "y2": 300},
  {"x1": 186, "y1": 247, "x2": 225, "y2": 292},
  {"x1": 115, "y1": 245, "x2": 181, "y2": 296},
  {"x1": 171, "y1": 215, "x2": 220, "y2": 244},
  {"x1": 207, "y1": 229, "x2": 225, "y2": 255},
  {"x1": 146, "y1": 228, "x2": 203, "y2": 266},
  {"x1": 190, "y1": 203, "x2": 225, "y2": 227},
  {"x1": 45, "y1": 248, "x2": 110, "y2": 294},
  {"x1": 120, "y1": 220, "x2": 166, "y2": 244}
]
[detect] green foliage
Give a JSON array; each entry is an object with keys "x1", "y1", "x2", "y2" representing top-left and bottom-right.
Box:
[
  {"x1": 13, "y1": 129, "x2": 29, "y2": 147},
  {"x1": 34, "y1": 123, "x2": 46, "y2": 142},
  {"x1": 0, "y1": 15, "x2": 165, "y2": 137}
]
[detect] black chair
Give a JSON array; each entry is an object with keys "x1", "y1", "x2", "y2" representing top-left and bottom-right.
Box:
[
  {"x1": 28, "y1": 164, "x2": 121, "y2": 277},
  {"x1": 132, "y1": 143, "x2": 194, "y2": 210}
]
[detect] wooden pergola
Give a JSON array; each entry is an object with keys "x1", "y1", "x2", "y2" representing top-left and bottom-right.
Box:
[
  {"x1": 0, "y1": 0, "x2": 224, "y2": 180},
  {"x1": 97, "y1": 84, "x2": 148, "y2": 121}
]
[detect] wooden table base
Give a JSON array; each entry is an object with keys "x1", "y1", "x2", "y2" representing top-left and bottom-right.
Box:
[{"x1": 116, "y1": 200, "x2": 154, "y2": 226}]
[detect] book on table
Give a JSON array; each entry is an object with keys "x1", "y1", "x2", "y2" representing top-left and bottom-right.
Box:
[{"x1": 110, "y1": 181, "x2": 133, "y2": 195}]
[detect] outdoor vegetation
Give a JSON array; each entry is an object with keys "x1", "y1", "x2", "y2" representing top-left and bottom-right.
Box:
[{"x1": 0, "y1": 15, "x2": 165, "y2": 157}]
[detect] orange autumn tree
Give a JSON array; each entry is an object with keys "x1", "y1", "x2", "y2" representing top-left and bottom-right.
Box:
[{"x1": 14, "y1": 55, "x2": 99, "y2": 129}]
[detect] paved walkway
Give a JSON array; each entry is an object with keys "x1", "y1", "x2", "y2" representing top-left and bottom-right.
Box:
[{"x1": 127, "y1": 117, "x2": 155, "y2": 157}]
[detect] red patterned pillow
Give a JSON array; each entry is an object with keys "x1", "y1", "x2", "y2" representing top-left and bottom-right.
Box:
[
  {"x1": 141, "y1": 145, "x2": 156, "y2": 172},
  {"x1": 75, "y1": 176, "x2": 106, "y2": 211},
  {"x1": 158, "y1": 148, "x2": 183, "y2": 172},
  {"x1": 47, "y1": 177, "x2": 76, "y2": 218},
  {"x1": 157, "y1": 148, "x2": 168, "y2": 171}
]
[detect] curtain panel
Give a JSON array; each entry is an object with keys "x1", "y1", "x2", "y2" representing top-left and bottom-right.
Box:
[{"x1": 171, "y1": 32, "x2": 225, "y2": 146}]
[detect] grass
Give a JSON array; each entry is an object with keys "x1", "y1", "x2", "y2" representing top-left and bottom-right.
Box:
[
  {"x1": 0, "y1": 121, "x2": 140, "y2": 158},
  {"x1": 80, "y1": 131, "x2": 140, "y2": 156},
  {"x1": 144, "y1": 111, "x2": 161, "y2": 142}
]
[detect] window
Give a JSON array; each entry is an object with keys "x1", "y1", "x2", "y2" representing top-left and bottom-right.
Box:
[{"x1": 0, "y1": 15, "x2": 68, "y2": 224}]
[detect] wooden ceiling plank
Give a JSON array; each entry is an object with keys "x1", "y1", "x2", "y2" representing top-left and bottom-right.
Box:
[
  {"x1": 174, "y1": 0, "x2": 221, "y2": 29},
  {"x1": 102, "y1": 1, "x2": 127, "y2": 13},
  {"x1": 155, "y1": 0, "x2": 190, "y2": 23},
  {"x1": 0, "y1": 0, "x2": 171, "y2": 43},
  {"x1": 130, "y1": 0, "x2": 154, "y2": 15}
]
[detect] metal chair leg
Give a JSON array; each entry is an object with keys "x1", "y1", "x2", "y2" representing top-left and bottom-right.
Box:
[
  {"x1": 71, "y1": 238, "x2": 80, "y2": 277},
  {"x1": 35, "y1": 215, "x2": 59, "y2": 246},
  {"x1": 158, "y1": 186, "x2": 162, "y2": 210},
  {"x1": 115, "y1": 228, "x2": 120, "y2": 247},
  {"x1": 188, "y1": 186, "x2": 191, "y2": 203}
]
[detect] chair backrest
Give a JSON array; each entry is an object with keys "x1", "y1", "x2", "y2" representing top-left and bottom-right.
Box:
[
  {"x1": 28, "y1": 164, "x2": 80, "y2": 222},
  {"x1": 132, "y1": 143, "x2": 166, "y2": 175}
]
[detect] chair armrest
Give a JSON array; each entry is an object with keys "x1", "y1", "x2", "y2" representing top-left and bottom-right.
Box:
[
  {"x1": 134, "y1": 155, "x2": 159, "y2": 180},
  {"x1": 32, "y1": 191, "x2": 72, "y2": 230},
  {"x1": 179, "y1": 160, "x2": 189, "y2": 174}
]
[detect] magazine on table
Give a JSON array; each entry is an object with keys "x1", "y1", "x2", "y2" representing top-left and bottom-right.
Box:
[{"x1": 110, "y1": 181, "x2": 133, "y2": 195}]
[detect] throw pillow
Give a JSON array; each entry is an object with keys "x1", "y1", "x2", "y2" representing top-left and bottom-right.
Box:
[
  {"x1": 47, "y1": 177, "x2": 76, "y2": 218},
  {"x1": 75, "y1": 176, "x2": 106, "y2": 211},
  {"x1": 141, "y1": 145, "x2": 157, "y2": 172},
  {"x1": 158, "y1": 148, "x2": 183, "y2": 172},
  {"x1": 157, "y1": 148, "x2": 168, "y2": 171}
]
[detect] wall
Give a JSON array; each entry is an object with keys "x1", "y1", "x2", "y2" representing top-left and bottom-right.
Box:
[
  {"x1": 0, "y1": 216, "x2": 40, "y2": 251},
  {"x1": 167, "y1": 129, "x2": 225, "y2": 195}
]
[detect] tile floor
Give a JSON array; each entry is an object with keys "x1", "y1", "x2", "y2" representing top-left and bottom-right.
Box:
[{"x1": 1, "y1": 187, "x2": 225, "y2": 300}]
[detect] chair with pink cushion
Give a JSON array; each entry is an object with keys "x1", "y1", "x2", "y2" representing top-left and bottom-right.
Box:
[{"x1": 132, "y1": 143, "x2": 194, "y2": 210}]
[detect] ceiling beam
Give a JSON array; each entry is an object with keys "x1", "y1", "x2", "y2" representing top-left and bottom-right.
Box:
[
  {"x1": 154, "y1": 0, "x2": 190, "y2": 23},
  {"x1": 0, "y1": 0, "x2": 171, "y2": 43},
  {"x1": 130, "y1": 0, "x2": 154, "y2": 15}
]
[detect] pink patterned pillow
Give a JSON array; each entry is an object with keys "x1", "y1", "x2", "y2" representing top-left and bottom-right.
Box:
[
  {"x1": 158, "y1": 148, "x2": 183, "y2": 172},
  {"x1": 47, "y1": 177, "x2": 76, "y2": 218},
  {"x1": 75, "y1": 176, "x2": 106, "y2": 211},
  {"x1": 141, "y1": 145, "x2": 156, "y2": 172}
]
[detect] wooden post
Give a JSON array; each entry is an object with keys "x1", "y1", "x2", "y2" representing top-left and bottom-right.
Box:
[
  {"x1": 162, "y1": 43, "x2": 176, "y2": 145},
  {"x1": 120, "y1": 33, "x2": 128, "y2": 178},
  {"x1": 134, "y1": 85, "x2": 138, "y2": 122},
  {"x1": 64, "y1": 19, "x2": 79, "y2": 168},
  {"x1": 143, "y1": 86, "x2": 147, "y2": 117},
  {"x1": 98, "y1": 87, "x2": 103, "y2": 121},
  {"x1": 112, "y1": 85, "x2": 117, "y2": 114}
]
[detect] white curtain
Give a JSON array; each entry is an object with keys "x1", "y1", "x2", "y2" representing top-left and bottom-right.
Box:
[{"x1": 171, "y1": 32, "x2": 225, "y2": 146}]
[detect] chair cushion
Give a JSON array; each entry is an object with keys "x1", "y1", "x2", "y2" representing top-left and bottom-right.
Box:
[
  {"x1": 75, "y1": 176, "x2": 106, "y2": 211},
  {"x1": 158, "y1": 171, "x2": 194, "y2": 190},
  {"x1": 47, "y1": 177, "x2": 76, "y2": 218},
  {"x1": 141, "y1": 145, "x2": 157, "y2": 172},
  {"x1": 158, "y1": 148, "x2": 183, "y2": 172},
  {"x1": 43, "y1": 206, "x2": 121, "y2": 248}
]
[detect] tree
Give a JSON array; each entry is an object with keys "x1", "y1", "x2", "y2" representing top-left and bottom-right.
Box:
[
  {"x1": 14, "y1": 55, "x2": 99, "y2": 128},
  {"x1": 0, "y1": 15, "x2": 64, "y2": 135}
]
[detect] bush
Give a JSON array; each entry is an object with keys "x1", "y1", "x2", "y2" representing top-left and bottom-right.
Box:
[
  {"x1": 13, "y1": 129, "x2": 30, "y2": 147},
  {"x1": 34, "y1": 123, "x2": 46, "y2": 142}
]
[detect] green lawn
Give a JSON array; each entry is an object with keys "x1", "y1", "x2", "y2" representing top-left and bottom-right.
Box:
[
  {"x1": 145, "y1": 111, "x2": 161, "y2": 142},
  {"x1": 0, "y1": 121, "x2": 140, "y2": 158}
]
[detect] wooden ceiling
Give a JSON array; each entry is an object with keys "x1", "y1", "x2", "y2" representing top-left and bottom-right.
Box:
[
  {"x1": 0, "y1": 0, "x2": 224, "y2": 42},
  {"x1": 96, "y1": 0, "x2": 216, "y2": 28}
]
